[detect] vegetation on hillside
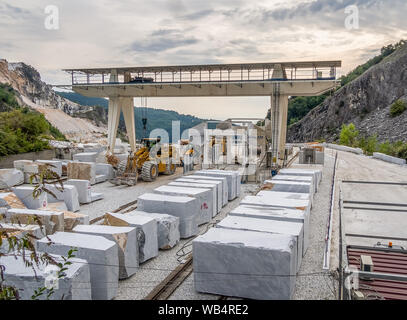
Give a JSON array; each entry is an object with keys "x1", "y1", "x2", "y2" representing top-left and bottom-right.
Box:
[
  {"x1": 0, "y1": 85, "x2": 66, "y2": 157},
  {"x1": 339, "y1": 123, "x2": 407, "y2": 160},
  {"x1": 389, "y1": 99, "x2": 406, "y2": 117},
  {"x1": 286, "y1": 40, "x2": 407, "y2": 126}
]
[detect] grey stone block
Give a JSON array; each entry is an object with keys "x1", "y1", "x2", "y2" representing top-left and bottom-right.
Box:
[
  {"x1": 278, "y1": 169, "x2": 322, "y2": 186},
  {"x1": 196, "y1": 170, "x2": 237, "y2": 200},
  {"x1": 45, "y1": 184, "x2": 80, "y2": 212},
  {"x1": 373, "y1": 152, "x2": 406, "y2": 165},
  {"x1": 96, "y1": 163, "x2": 115, "y2": 179},
  {"x1": 216, "y1": 215, "x2": 303, "y2": 272},
  {"x1": 189, "y1": 175, "x2": 228, "y2": 206},
  {"x1": 5, "y1": 208, "x2": 64, "y2": 235},
  {"x1": 137, "y1": 193, "x2": 199, "y2": 239},
  {"x1": 0, "y1": 223, "x2": 46, "y2": 253},
  {"x1": 104, "y1": 212, "x2": 158, "y2": 263},
  {"x1": 1, "y1": 251, "x2": 91, "y2": 300},
  {"x1": 13, "y1": 160, "x2": 33, "y2": 171},
  {"x1": 211, "y1": 169, "x2": 241, "y2": 197},
  {"x1": 0, "y1": 169, "x2": 24, "y2": 189},
  {"x1": 65, "y1": 179, "x2": 92, "y2": 204},
  {"x1": 229, "y1": 205, "x2": 309, "y2": 255},
  {"x1": 269, "y1": 174, "x2": 317, "y2": 192},
  {"x1": 35, "y1": 160, "x2": 63, "y2": 177},
  {"x1": 91, "y1": 192, "x2": 104, "y2": 202},
  {"x1": 174, "y1": 178, "x2": 222, "y2": 214},
  {"x1": 61, "y1": 211, "x2": 90, "y2": 231},
  {"x1": 36, "y1": 232, "x2": 118, "y2": 300},
  {"x1": 128, "y1": 210, "x2": 180, "y2": 250},
  {"x1": 153, "y1": 185, "x2": 213, "y2": 224},
  {"x1": 67, "y1": 162, "x2": 96, "y2": 185},
  {"x1": 95, "y1": 174, "x2": 108, "y2": 184},
  {"x1": 193, "y1": 228, "x2": 297, "y2": 300},
  {"x1": 72, "y1": 225, "x2": 139, "y2": 279},
  {"x1": 11, "y1": 186, "x2": 48, "y2": 209},
  {"x1": 73, "y1": 152, "x2": 98, "y2": 163},
  {"x1": 257, "y1": 190, "x2": 312, "y2": 208},
  {"x1": 262, "y1": 181, "x2": 314, "y2": 205}
]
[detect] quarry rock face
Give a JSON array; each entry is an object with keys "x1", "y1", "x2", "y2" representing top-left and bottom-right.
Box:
[{"x1": 288, "y1": 43, "x2": 407, "y2": 143}]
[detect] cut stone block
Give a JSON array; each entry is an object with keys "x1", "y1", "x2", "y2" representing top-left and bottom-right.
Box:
[
  {"x1": 65, "y1": 179, "x2": 92, "y2": 204},
  {"x1": 189, "y1": 175, "x2": 228, "y2": 206},
  {"x1": 278, "y1": 169, "x2": 322, "y2": 187},
  {"x1": 59, "y1": 211, "x2": 90, "y2": 231},
  {"x1": 196, "y1": 170, "x2": 237, "y2": 201},
  {"x1": 210, "y1": 169, "x2": 241, "y2": 197},
  {"x1": 216, "y1": 215, "x2": 304, "y2": 272},
  {"x1": 72, "y1": 225, "x2": 138, "y2": 279},
  {"x1": 45, "y1": 201, "x2": 68, "y2": 211},
  {"x1": 91, "y1": 192, "x2": 104, "y2": 202},
  {"x1": 67, "y1": 162, "x2": 96, "y2": 185},
  {"x1": 35, "y1": 160, "x2": 63, "y2": 177},
  {"x1": 128, "y1": 210, "x2": 180, "y2": 250},
  {"x1": 0, "y1": 169, "x2": 24, "y2": 189},
  {"x1": 137, "y1": 193, "x2": 199, "y2": 238},
  {"x1": 0, "y1": 192, "x2": 26, "y2": 209},
  {"x1": 5, "y1": 208, "x2": 64, "y2": 235},
  {"x1": 96, "y1": 163, "x2": 115, "y2": 180},
  {"x1": 174, "y1": 178, "x2": 222, "y2": 214},
  {"x1": 12, "y1": 186, "x2": 48, "y2": 209},
  {"x1": 45, "y1": 184, "x2": 80, "y2": 212},
  {"x1": 95, "y1": 174, "x2": 108, "y2": 184},
  {"x1": 229, "y1": 205, "x2": 309, "y2": 255},
  {"x1": 261, "y1": 181, "x2": 314, "y2": 205},
  {"x1": 13, "y1": 160, "x2": 33, "y2": 171},
  {"x1": 193, "y1": 228, "x2": 297, "y2": 300},
  {"x1": 36, "y1": 232, "x2": 118, "y2": 300},
  {"x1": 104, "y1": 212, "x2": 158, "y2": 263},
  {"x1": 22, "y1": 163, "x2": 40, "y2": 183},
  {"x1": 257, "y1": 190, "x2": 312, "y2": 208},
  {"x1": 0, "y1": 223, "x2": 46, "y2": 252},
  {"x1": 1, "y1": 251, "x2": 91, "y2": 300},
  {"x1": 73, "y1": 152, "x2": 98, "y2": 163},
  {"x1": 153, "y1": 185, "x2": 213, "y2": 224},
  {"x1": 269, "y1": 174, "x2": 317, "y2": 192}
]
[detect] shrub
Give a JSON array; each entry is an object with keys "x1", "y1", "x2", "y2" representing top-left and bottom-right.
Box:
[
  {"x1": 390, "y1": 100, "x2": 406, "y2": 117},
  {"x1": 339, "y1": 123, "x2": 359, "y2": 147}
]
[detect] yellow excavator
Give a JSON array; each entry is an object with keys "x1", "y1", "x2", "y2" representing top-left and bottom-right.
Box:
[{"x1": 109, "y1": 138, "x2": 177, "y2": 186}]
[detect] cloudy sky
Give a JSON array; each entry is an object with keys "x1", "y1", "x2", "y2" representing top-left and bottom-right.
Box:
[{"x1": 1, "y1": 0, "x2": 406, "y2": 120}]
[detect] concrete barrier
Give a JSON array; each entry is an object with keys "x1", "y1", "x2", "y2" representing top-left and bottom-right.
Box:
[
  {"x1": 325, "y1": 143, "x2": 363, "y2": 155},
  {"x1": 373, "y1": 152, "x2": 406, "y2": 165}
]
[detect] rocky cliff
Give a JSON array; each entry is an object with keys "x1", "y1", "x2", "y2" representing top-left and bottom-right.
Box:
[
  {"x1": 287, "y1": 43, "x2": 407, "y2": 143},
  {"x1": 0, "y1": 59, "x2": 106, "y2": 142}
]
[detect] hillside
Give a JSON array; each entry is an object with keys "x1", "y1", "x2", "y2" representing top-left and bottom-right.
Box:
[
  {"x1": 57, "y1": 91, "x2": 208, "y2": 140},
  {"x1": 0, "y1": 59, "x2": 106, "y2": 142},
  {"x1": 287, "y1": 41, "x2": 407, "y2": 143}
]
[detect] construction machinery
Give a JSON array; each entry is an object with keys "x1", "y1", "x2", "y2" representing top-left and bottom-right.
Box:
[{"x1": 110, "y1": 138, "x2": 177, "y2": 186}]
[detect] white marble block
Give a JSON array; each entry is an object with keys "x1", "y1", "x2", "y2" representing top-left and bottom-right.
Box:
[
  {"x1": 193, "y1": 228, "x2": 297, "y2": 300},
  {"x1": 104, "y1": 212, "x2": 158, "y2": 263},
  {"x1": 12, "y1": 186, "x2": 48, "y2": 209},
  {"x1": 137, "y1": 193, "x2": 199, "y2": 238},
  {"x1": 174, "y1": 178, "x2": 222, "y2": 214},
  {"x1": 0, "y1": 169, "x2": 24, "y2": 189},
  {"x1": 65, "y1": 179, "x2": 92, "y2": 204},
  {"x1": 262, "y1": 180, "x2": 314, "y2": 203},
  {"x1": 72, "y1": 225, "x2": 139, "y2": 279},
  {"x1": 196, "y1": 170, "x2": 237, "y2": 200},
  {"x1": 229, "y1": 205, "x2": 309, "y2": 256},
  {"x1": 45, "y1": 184, "x2": 80, "y2": 212},
  {"x1": 154, "y1": 185, "x2": 213, "y2": 224},
  {"x1": 5, "y1": 208, "x2": 64, "y2": 235},
  {"x1": 257, "y1": 190, "x2": 312, "y2": 209},
  {"x1": 216, "y1": 215, "x2": 304, "y2": 272},
  {"x1": 189, "y1": 175, "x2": 228, "y2": 206},
  {"x1": 96, "y1": 163, "x2": 115, "y2": 180},
  {"x1": 35, "y1": 160, "x2": 63, "y2": 177},
  {"x1": 1, "y1": 252, "x2": 91, "y2": 300},
  {"x1": 269, "y1": 174, "x2": 316, "y2": 192},
  {"x1": 37, "y1": 232, "x2": 118, "y2": 300},
  {"x1": 73, "y1": 152, "x2": 98, "y2": 163},
  {"x1": 128, "y1": 210, "x2": 180, "y2": 250},
  {"x1": 278, "y1": 169, "x2": 322, "y2": 187}
]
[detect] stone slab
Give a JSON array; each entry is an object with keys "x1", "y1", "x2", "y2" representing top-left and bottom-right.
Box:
[
  {"x1": 72, "y1": 224, "x2": 138, "y2": 279},
  {"x1": 1, "y1": 251, "x2": 91, "y2": 300},
  {"x1": 174, "y1": 178, "x2": 222, "y2": 214},
  {"x1": 216, "y1": 215, "x2": 303, "y2": 272},
  {"x1": 128, "y1": 210, "x2": 180, "y2": 250},
  {"x1": 188, "y1": 175, "x2": 228, "y2": 206},
  {"x1": 0, "y1": 169, "x2": 24, "y2": 189},
  {"x1": 5, "y1": 208, "x2": 64, "y2": 235},
  {"x1": 12, "y1": 186, "x2": 48, "y2": 209},
  {"x1": 193, "y1": 228, "x2": 297, "y2": 300},
  {"x1": 137, "y1": 193, "x2": 199, "y2": 239},
  {"x1": 153, "y1": 185, "x2": 213, "y2": 224},
  {"x1": 104, "y1": 212, "x2": 158, "y2": 263},
  {"x1": 229, "y1": 205, "x2": 309, "y2": 256},
  {"x1": 36, "y1": 232, "x2": 118, "y2": 300}
]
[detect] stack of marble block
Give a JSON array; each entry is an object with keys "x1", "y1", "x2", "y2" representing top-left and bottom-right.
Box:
[
  {"x1": 136, "y1": 169, "x2": 241, "y2": 241},
  {"x1": 67, "y1": 160, "x2": 114, "y2": 185},
  {"x1": 193, "y1": 168, "x2": 322, "y2": 300}
]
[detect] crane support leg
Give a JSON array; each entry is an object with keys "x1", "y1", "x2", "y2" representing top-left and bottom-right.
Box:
[
  {"x1": 107, "y1": 96, "x2": 121, "y2": 153},
  {"x1": 121, "y1": 97, "x2": 136, "y2": 153},
  {"x1": 270, "y1": 84, "x2": 289, "y2": 163}
]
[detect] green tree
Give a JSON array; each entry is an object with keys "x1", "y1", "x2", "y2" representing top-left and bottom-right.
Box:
[
  {"x1": 339, "y1": 123, "x2": 359, "y2": 147},
  {"x1": 389, "y1": 100, "x2": 406, "y2": 117}
]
